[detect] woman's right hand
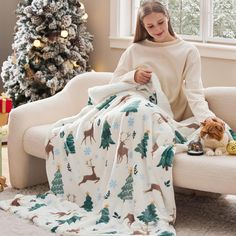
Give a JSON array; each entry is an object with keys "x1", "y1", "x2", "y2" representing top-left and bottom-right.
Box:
[{"x1": 134, "y1": 68, "x2": 152, "y2": 84}]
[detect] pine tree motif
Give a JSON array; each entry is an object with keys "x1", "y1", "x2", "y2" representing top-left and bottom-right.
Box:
[
  {"x1": 1, "y1": 0, "x2": 93, "y2": 107},
  {"x1": 97, "y1": 95, "x2": 117, "y2": 110},
  {"x1": 157, "y1": 145, "x2": 175, "y2": 171},
  {"x1": 174, "y1": 130, "x2": 187, "y2": 144},
  {"x1": 64, "y1": 133, "x2": 76, "y2": 156},
  {"x1": 137, "y1": 203, "x2": 159, "y2": 225},
  {"x1": 51, "y1": 167, "x2": 64, "y2": 195},
  {"x1": 57, "y1": 215, "x2": 82, "y2": 225},
  {"x1": 121, "y1": 100, "x2": 141, "y2": 116},
  {"x1": 117, "y1": 170, "x2": 133, "y2": 202},
  {"x1": 96, "y1": 205, "x2": 110, "y2": 224},
  {"x1": 29, "y1": 203, "x2": 46, "y2": 211},
  {"x1": 229, "y1": 129, "x2": 236, "y2": 140},
  {"x1": 134, "y1": 131, "x2": 149, "y2": 158},
  {"x1": 36, "y1": 192, "x2": 49, "y2": 199},
  {"x1": 158, "y1": 231, "x2": 175, "y2": 236},
  {"x1": 99, "y1": 120, "x2": 115, "y2": 150},
  {"x1": 81, "y1": 193, "x2": 93, "y2": 212}
]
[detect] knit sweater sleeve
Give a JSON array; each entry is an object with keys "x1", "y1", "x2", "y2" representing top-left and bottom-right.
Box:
[
  {"x1": 183, "y1": 46, "x2": 215, "y2": 123},
  {"x1": 110, "y1": 46, "x2": 136, "y2": 84}
]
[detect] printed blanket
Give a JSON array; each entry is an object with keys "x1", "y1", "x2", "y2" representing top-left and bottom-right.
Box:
[{"x1": 0, "y1": 74, "x2": 203, "y2": 235}]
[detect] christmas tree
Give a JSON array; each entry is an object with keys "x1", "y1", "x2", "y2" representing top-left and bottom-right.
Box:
[
  {"x1": 1, "y1": 0, "x2": 93, "y2": 107},
  {"x1": 81, "y1": 193, "x2": 93, "y2": 212},
  {"x1": 99, "y1": 120, "x2": 115, "y2": 150},
  {"x1": 157, "y1": 145, "x2": 175, "y2": 171},
  {"x1": 137, "y1": 203, "x2": 159, "y2": 225},
  {"x1": 51, "y1": 166, "x2": 64, "y2": 195},
  {"x1": 134, "y1": 131, "x2": 149, "y2": 158},
  {"x1": 96, "y1": 205, "x2": 110, "y2": 224},
  {"x1": 117, "y1": 170, "x2": 133, "y2": 202},
  {"x1": 64, "y1": 133, "x2": 76, "y2": 156},
  {"x1": 121, "y1": 100, "x2": 141, "y2": 116}
]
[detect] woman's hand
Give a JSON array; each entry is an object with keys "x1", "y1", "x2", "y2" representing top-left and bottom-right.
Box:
[{"x1": 134, "y1": 68, "x2": 152, "y2": 84}]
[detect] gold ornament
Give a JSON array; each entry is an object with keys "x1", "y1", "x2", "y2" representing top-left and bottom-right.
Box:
[
  {"x1": 71, "y1": 60, "x2": 81, "y2": 68},
  {"x1": 33, "y1": 39, "x2": 41, "y2": 48},
  {"x1": 226, "y1": 140, "x2": 236, "y2": 155},
  {"x1": 61, "y1": 30, "x2": 69, "y2": 38}
]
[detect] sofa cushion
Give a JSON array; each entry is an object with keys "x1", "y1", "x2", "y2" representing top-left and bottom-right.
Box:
[
  {"x1": 24, "y1": 124, "x2": 52, "y2": 160},
  {"x1": 23, "y1": 124, "x2": 236, "y2": 194},
  {"x1": 173, "y1": 153, "x2": 236, "y2": 194}
]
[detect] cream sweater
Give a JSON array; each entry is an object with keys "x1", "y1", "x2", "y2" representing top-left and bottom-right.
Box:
[{"x1": 110, "y1": 38, "x2": 215, "y2": 122}]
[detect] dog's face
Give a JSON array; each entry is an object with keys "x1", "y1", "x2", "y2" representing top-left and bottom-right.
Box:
[{"x1": 200, "y1": 118, "x2": 225, "y2": 141}]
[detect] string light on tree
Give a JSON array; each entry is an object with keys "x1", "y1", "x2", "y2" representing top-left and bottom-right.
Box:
[
  {"x1": 61, "y1": 30, "x2": 69, "y2": 38},
  {"x1": 33, "y1": 39, "x2": 41, "y2": 48},
  {"x1": 80, "y1": 3, "x2": 85, "y2": 9},
  {"x1": 82, "y1": 13, "x2": 88, "y2": 20}
]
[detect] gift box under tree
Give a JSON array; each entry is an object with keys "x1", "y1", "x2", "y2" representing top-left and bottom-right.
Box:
[{"x1": 0, "y1": 93, "x2": 13, "y2": 126}]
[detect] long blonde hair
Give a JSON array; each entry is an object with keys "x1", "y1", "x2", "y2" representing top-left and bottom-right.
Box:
[{"x1": 133, "y1": 0, "x2": 175, "y2": 43}]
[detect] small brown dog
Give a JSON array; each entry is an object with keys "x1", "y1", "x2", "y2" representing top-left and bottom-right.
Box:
[{"x1": 200, "y1": 118, "x2": 229, "y2": 156}]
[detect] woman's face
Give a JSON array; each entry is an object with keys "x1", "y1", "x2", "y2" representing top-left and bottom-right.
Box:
[{"x1": 142, "y1": 12, "x2": 173, "y2": 43}]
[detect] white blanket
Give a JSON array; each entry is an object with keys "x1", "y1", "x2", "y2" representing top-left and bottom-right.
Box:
[{"x1": 0, "y1": 74, "x2": 202, "y2": 235}]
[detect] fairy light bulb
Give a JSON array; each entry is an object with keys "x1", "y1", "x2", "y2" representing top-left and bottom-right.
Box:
[
  {"x1": 80, "y1": 3, "x2": 85, "y2": 9},
  {"x1": 33, "y1": 39, "x2": 41, "y2": 47},
  {"x1": 81, "y1": 13, "x2": 88, "y2": 20},
  {"x1": 61, "y1": 30, "x2": 69, "y2": 38}
]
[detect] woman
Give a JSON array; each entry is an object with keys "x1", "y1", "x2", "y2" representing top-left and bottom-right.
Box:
[
  {"x1": 1, "y1": 1, "x2": 225, "y2": 236},
  {"x1": 111, "y1": 0, "x2": 219, "y2": 124}
]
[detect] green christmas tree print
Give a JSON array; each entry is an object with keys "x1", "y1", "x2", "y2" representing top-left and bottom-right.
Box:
[
  {"x1": 229, "y1": 129, "x2": 236, "y2": 140},
  {"x1": 137, "y1": 203, "x2": 159, "y2": 225},
  {"x1": 51, "y1": 167, "x2": 64, "y2": 195},
  {"x1": 97, "y1": 95, "x2": 117, "y2": 110},
  {"x1": 117, "y1": 170, "x2": 133, "y2": 202},
  {"x1": 96, "y1": 205, "x2": 110, "y2": 224},
  {"x1": 121, "y1": 100, "x2": 141, "y2": 116},
  {"x1": 29, "y1": 203, "x2": 46, "y2": 211},
  {"x1": 57, "y1": 215, "x2": 82, "y2": 225},
  {"x1": 174, "y1": 130, "x2": 187, "y2": 144},
  {"x1": 157, "y1": 145, "x2": 174, "y2": 171},
  {"x1": 36, "y1": 192, "x2": 49, "y2": 199},
  {"x1": 135, "y1": 131, "x2": 149, "y2": 158},
  {"x1": 158, "y1": 231, "x2": 175, "y2": 236},
  {"x1": 64, "y1": 133, "x2": 76, "y2": 156},
  {"x1": 100, "y1": 120, "x2": 115, "y2": 150},
  {"x1": 81, "y1": 193, "x2": 93, "y2": 212}
]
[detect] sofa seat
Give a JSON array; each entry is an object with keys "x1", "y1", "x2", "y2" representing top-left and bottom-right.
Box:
[
  {"x1": 8, "y1": 72, "x2": 236, "y2": 193},
  {"x1": 23, "y1": 122, "x2": 236, "y2": 195}
]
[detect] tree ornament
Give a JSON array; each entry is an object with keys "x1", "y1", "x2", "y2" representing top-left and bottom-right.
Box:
[
  {"x1": 33, "y1": 39, "x2": 41, "y2": 47},
  {"x1": 61, "y1": 30, "x2": 69, "y2": 38},
  {"x1": 71, "y1": 60, "x2": 81, "y2": 68},
  {"x1": 226, "y1": 140, "x2": 236, "y2": 155}
]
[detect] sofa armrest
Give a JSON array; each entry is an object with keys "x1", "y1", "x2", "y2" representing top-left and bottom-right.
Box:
[
  {"x1": 205, "y1": 87, "x2": 236, "y2": 131},
  {"x1": 8, "y1": 72, "x2": 112, "y2": 189}
]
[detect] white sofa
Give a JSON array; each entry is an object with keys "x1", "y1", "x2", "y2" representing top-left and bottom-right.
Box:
[{"x1": 8, "y1": 72, "x2": 236, "y2": 194}]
